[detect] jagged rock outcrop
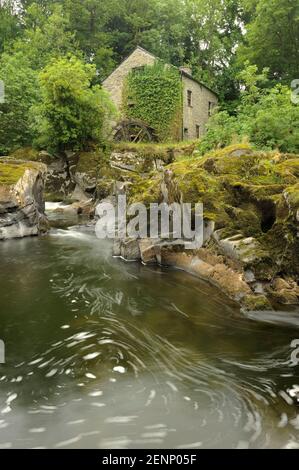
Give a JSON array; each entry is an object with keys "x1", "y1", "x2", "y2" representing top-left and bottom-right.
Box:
[
  {"x1": 114, "y1": 144, "x2": 299, "y2": 310},
  {"x1": 8, "y1": 143, "x2": 191, "y2": 206},
  {"x1": 9, "y1": 148, "x2": 72, "y2": 201},
  {"x1": 0, "y1": 159, "x2": 49, "y2": 240}
]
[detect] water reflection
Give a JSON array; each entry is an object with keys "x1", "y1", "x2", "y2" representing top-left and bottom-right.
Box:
[{"x1": 0, "y1": 224, "x2": 298, "y2": 448}]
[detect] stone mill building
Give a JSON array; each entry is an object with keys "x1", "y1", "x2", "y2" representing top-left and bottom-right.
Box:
[{"x1": 103, "y1": 46, "x2": 218, "y2": 141}]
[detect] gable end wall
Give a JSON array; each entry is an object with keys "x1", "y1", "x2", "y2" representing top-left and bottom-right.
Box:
[{"x1": 103, "y1": 48, "x2": 156, "y2": 112}]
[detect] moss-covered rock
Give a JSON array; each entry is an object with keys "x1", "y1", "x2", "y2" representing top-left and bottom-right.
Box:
[
  {"x1": 242, "y1": 294, "x2": 272, "y2": 312},
  {"x1": 75, "y1": 151, "x2": 103, "y2": 176},
  {"x1": 127, "y1": 172, "x2": 162, "y2": 206},
  {"x1": 0, "y1": 159, "x2": 44, "y2": 186},
  {"x1": 0, "y1": 159, "x2": 48, "y2": 240},
  {"x1": 9, "y1": 147, "x2": 57, "y2": 165},
  {"x1": 126, "y1": 144, "x2": 299, "y2": 287},
  {"x1": 9, "y1": 147, "x2": 40, "y2": 162}
]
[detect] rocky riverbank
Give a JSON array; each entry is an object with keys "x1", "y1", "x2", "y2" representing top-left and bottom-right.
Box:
[
  {"x1": 110, "y1": 143, "x2": 299, "y2": 311},
  {"x1": 3, "y1": 142, "x2": 299, "y2": 311}
]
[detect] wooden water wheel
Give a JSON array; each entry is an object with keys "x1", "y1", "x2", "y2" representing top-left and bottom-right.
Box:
[{"x1": 113, "y1": 119, "x2": 157, "y2": 143}]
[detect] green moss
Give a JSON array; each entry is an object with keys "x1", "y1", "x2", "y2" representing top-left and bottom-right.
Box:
[
  {"x1": 275, "y1": 158, "x2": 299, "y2": 174},
  {"x1": 113, "y1": 141, "x2": 195, "y2": 154},
  {"x1": 202, "y1": 143, "x2": 253, "y2": 160},
  {"x1": 112, "y1": 142, "x2": 196, "y2": 167},
  {"x1": 9, "y1": 147, "x2": 58, "y2": 166},
  {"x1": 128, "y1": 173, "x2": 162, "y2": 207},
  {"x1": 9, "y1": 147, "x2": 40, "y2": 161},
  {"x1": 242, "y1": 294, "x2": 272, "y2": 312},
  {"x1": 285, "y1": 183, "x2": 299, "y2": 209},
  {"x1": 0, "y1": 160, "x2": 42, "y2": 186},
  {"x1": 0, "y1": 163, "x2": 26, "y2": 185},
  {"x1": 224, "y1": 204, "x2": 262, "y2": 237},
  {"x1": 76, "y1": 151, "x2": 103, "y2": 176}
]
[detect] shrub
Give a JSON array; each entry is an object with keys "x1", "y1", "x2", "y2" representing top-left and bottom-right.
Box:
[
  {"x1": 0, "y1": 53, "x2": 39, "y2": 155},
  {"x1": 32, "y1": 55, "x2": 116, "y2": 153},
  {"x1": 199, "y1": 65, "x2": 299, "y2": 154}
]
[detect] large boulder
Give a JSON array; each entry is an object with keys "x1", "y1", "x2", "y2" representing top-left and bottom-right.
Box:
[
  {"x1": 121, "y1": 145, "x2": 299, "y2": 309},
  {"x1": 0, "y1": 159, "x2": 48, "y2": 240}
]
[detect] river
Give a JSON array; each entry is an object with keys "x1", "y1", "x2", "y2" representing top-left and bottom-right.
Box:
[{"x1": 0, "y1": 208, "x2": 298, "y2": 448}]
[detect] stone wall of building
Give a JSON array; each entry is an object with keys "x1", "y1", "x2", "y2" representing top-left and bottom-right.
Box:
[
  {"x1": 103, "y1": 47, "x2": 156, "y2": 113},
  {"x1": 182, "y1": 75, "x2": 218, "y2": 140}
]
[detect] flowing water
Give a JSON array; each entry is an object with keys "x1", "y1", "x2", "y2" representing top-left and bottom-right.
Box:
[{"x1": 0, "y1": 208, "x2": 299, "y2": 449}]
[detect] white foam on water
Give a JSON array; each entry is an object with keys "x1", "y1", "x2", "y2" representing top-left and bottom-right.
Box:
[
  {"x1": 45, "y1": 202, "x2": 65, "y2": 211},
  {"x1": 51, "y1": 229, "x2": 92, "y2": 241}
]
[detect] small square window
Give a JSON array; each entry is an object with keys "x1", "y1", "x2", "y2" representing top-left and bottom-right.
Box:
[
  {"x1": 132, "y1": 66, "x2": 145, "y2": 74},
  {"x1": 196, "y1": 125, "x2": 200, "y2": 139},
  {"x1": 187, "y1": 90, "x2": 192, "y2": 107},
  {"x1": 184, "y1": 128, "x2": 189, "y2": 136}
]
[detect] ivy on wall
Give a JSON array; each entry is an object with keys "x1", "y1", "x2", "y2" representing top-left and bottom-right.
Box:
[{"x1": 123, "y1": 63, "x2": 182, "y2": 142}]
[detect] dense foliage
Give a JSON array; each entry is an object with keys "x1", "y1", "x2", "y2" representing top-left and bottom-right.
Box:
[
  {"x1": 0, "y1": 52, "x2": 38, "y2": 154},
  {"x1": 32, "y1": 56, "x2": 115, "y2": 153},
  {"x1": 199, "y1": 65, "x2": 299, "y2": 154},
  {"x1": 0, "y1": 0, "x2": 298, "y2": 154},
  {"x1": 124, "y1": 64, "x2": 182, "y2": 141},
  {"x1": 238, "y1": 0, "x2": 299, "y2": 84}
]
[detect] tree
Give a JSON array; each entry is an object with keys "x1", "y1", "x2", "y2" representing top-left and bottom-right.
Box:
[
  {"x1": 238, "y1": 0, "x2": 299, "y2": 83},
  {"x1": 62, "y1": 0, "x2": 187, "y2": 81},
  {"x1": 0, "y1": 52, "x2": 38, "y2": 155},
  {"x1": 198, "y1": 64, "x2": 299, "y2": 154},
  {"x1": 10, "y1": 3, "x2": 77, "y2": 69},
  {"x1": 0, "y1": 1, "x2": 19, "y2": 53},
  {"x1": 32, "y1": 55, "x2": 116, "y2": 153},
  {"x1": 62, "y1": 0, "x2": 115, "y2": 80},
  {"x1": 183, "y1": 0, "x2": 245, "y2": 100},
  {"x1": 2, "y1": 0, "x2": 246, "y2": 102},
  {"x1": 1, "y1": 0, "x2": 297, "y2": 151}
]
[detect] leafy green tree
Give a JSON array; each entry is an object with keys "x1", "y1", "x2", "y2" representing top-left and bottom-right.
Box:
[
  {"x1": 247, "y1": 85, "x2": 299, "y2": 152},
  {"x1": 62, "y1": 0, "x2": 187, "y2": 80},
  {"x1": 183, "y1": 0, "x2": 245, "y2": 100},
  {"x1": 62, "y1": 0, "x2": 115, "y2": 80},
  {"x1": 32, "y1": 55, "x2": 116, "y2": 153},
  {"x1": 237, "y1": 62, "x2": 270, "y2": 105},
  {"x1": 0, "y1": 1, "x2": 19, "y2": 53},
  {"x1": 1, "y1": 0, "x2": 298, "y2": 152},
  {"x1": 2, "y1": 0, "x2": 246, "y2": 103},
  {"x1": 11, "y1": 3, "x2": 77, "y2": 69},
  {"x1": 0, "y1": 52, "x2": 39, "y2": 155},
  {"x1": 238, "y1": 0, "x2": 299, "y2": 83},
  {"x1": 199, "y1": 64, "x2": 299, "y2": 153}
]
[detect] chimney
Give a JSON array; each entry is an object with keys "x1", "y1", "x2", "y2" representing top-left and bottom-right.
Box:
[{"x1": 180, "y1": 66, "x2": 192, "y2": 76}]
